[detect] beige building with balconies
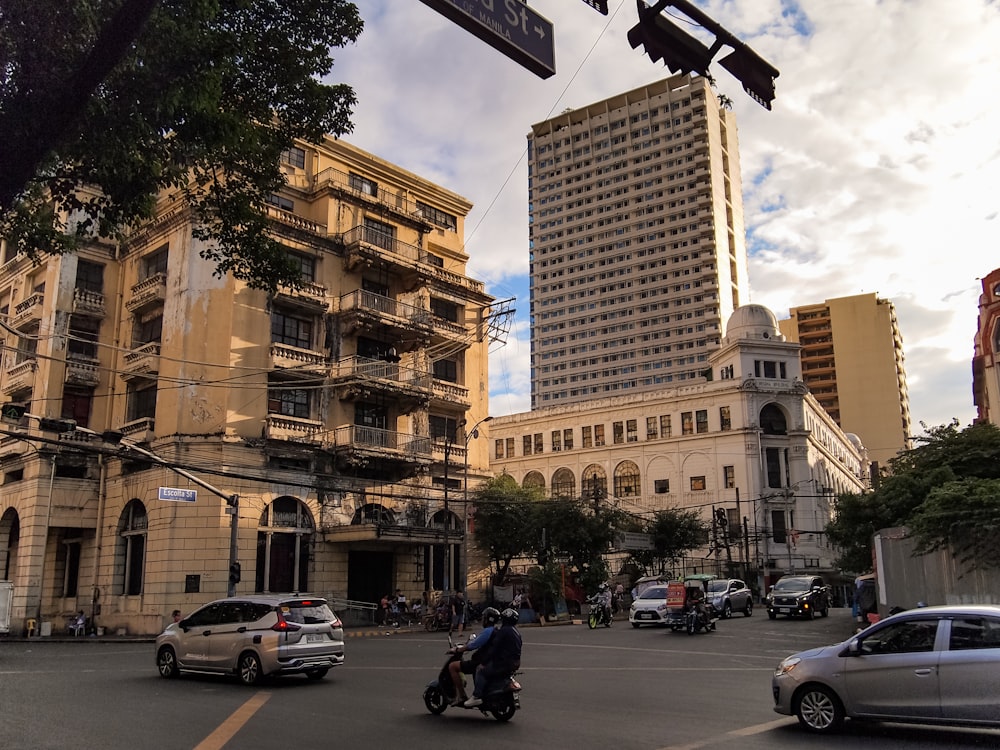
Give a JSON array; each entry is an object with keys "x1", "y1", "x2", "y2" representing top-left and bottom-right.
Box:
[
  {"x1": 491, "y1": 305, "x2": 869, "y2": 594},
  {"x1": 0, "y1": 137, "x2": 495, "y2": 636},
  {"x1": 527, "y1": 74, "x2": 749, "y2": 409},
  {"x1": 973, "y1": 268, "x2": 1000, "y2": 427},
  {"x1": 777, "y1": 293, "x2": 912, "y2": 469}
]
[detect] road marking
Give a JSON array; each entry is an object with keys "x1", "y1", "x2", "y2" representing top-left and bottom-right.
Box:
[
  {"x1": 193, "y1": 691, "x2": 271, "y2": 750},
  {"x1": 655, "y1": 718, "x2": 793, "y2": 750}
]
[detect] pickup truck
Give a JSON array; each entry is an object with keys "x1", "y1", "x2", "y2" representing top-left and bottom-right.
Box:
[{"x1": 766, "y1": 575, "x2": 831, "y2": 619}]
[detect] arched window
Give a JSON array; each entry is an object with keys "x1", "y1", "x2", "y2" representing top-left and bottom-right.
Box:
[
  {"x1": 256, "y1": 496, "x2": 314, "y2": 593},
  {"x1": 614, "y1": 460, "x2": 641, "y2": 497},
  {"x1": 117, "y1": 500, "x2": 147, "y2": 595},
  {"x1": 351, "y1": 503, "x2": 395, "y2": 526},
  {"x1": 523, "y1": 471, "x2": 545, "y2": 491},
  {"x1": 0, "y1": 507, "x2": 20, "y2": 581},
  {"x1": 551, "y1": 468, "x2": 576, "y2": 499},
  {"x1": 581, "y1": 464, "x2": 607, "y2": 500},
  {"x1": 760, "y1": 403, "x2": 787, "y2": 435}
]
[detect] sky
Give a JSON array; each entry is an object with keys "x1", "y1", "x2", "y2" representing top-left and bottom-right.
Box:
[{"x1": 333, "y1": 0, "x2": 1000, "y2": 431}]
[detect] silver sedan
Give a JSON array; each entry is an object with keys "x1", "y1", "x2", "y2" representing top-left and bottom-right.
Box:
[{"x1": 772, "y1": 604, "x2": 1000, "y2": 733}]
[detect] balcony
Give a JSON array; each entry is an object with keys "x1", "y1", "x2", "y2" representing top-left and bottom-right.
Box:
[
  {"x1": 11, "y1": 293, "x2": 44, "y2": 330},
  {"x1": 121, "y1": 341, "x2": 160, "y2": 379},
  {"x1": 126, "y1": 273, "x2": 166, "y2": 314},
  {"x1": 333, "y1": 290, "x2": 433, "y2": 351},
  {"x1": 430, "y1": 379, "x2": 470, "y2": 409},
  {"x1": 311, "y1": 168, "x2": 433, "y2": 230},
  {"x1": 330, "y1": 425, "x2": 433, "y2": 472},
  {"x1": 264, "y1": 204, "x2": 325, "y2": 237},
  {"x1": 273, "y1": 279, "x2": 328, "y2": 312},
  {"x1": 119, "y1": 417, "x2": 155, "y2": 443},
  {"x1": 270, "y1": 343, "x2": 328, "y2": 379},
  {"x1": 2, "y1": 358, "x2": 36, "y2": 395},
  {"x1": 66, "y1": 357, "x2": 101, "y2": 387},
  {"x1": 331, "y1": 356, "x2": 432, "y2": 408},
  {"x1": 72, "y1": 288, "x2": 106, "y2": 318},
  {"x1": 264, "y1": 414, "x2": 324, "y2": 445}
]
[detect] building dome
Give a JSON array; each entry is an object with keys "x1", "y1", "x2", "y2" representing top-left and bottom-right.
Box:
[
  {"x1": 725, "y1": 304, "x2": 782, "y2": 340},
  {"x1": 845, "y1": 433, "x2": 865, "y2": 452}
]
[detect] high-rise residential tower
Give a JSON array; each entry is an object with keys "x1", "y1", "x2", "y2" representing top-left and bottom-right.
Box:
[
  {"x1": 527, "y1": 74, "x2": 749, "y2": 409},
  {"x1": 778, "y1": 293, "x2": 912, "y2": 468}
]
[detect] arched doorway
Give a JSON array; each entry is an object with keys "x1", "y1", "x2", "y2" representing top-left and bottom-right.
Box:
[{"x1": 255, "y1": 496, "x2": 313, "y2": 593}]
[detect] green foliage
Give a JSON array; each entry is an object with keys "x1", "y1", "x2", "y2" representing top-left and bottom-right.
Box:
[
  {"x1": 909, "y1": 478, "x2": 1000, "y2": 568},
  {"x1": 825, "y1": 421, "x2": 1000, "y2": 572},
  {"x1": 628, "y1": 507, "x2": 707, "y2": 575},
  {"x1": 0, "y1": 0, "x2": 363, "y2": 292},
  {"x1": 471, "y1": 475, "x2": 543, "y2": 586}
]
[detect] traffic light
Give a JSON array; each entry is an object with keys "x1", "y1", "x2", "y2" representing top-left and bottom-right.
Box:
[
  {"x1": 37, "y1": 417, "x2": 77, "y2": 433},
  {"x1": 627, "y1": 1, "x2": 718, "y2": 77},
  {"x1": 0, "y1": 402, "x2": 26, "y2": 424},
  {"x1": 228, "y1": 561, "x2": 241, "y2": 585}
]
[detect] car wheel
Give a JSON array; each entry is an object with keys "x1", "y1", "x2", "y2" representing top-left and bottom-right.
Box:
[
  {"x1": 631, "y1": 622, "x2": 640, "y2": 629},
  {"x1": 156, "y1": 646, "x2": 179, "y2": 679},
  {"x1": 490, "y1": 695, "x2": 517, "y2": 722},
  {"x1": 721, "y1": 601, "x2": 732, "y2": 619},
  {"x1": 743, "y1": 600, "x2": 753, "y2": 617},
  {"x1": 305, "y1": 668, "x2": 329, "y2": 680},
  {"x1": 423, "y1": 686, "x2": 448, "y2": 715},
  {"x1": 767, "y1": 611, "x2": 777, "y2": 620},
  {"x1": 238, "y1": 652, "x2": 263, "y2": 686},
  {"x1": 820, "y1": 603, "x2": 830, "y2": 617},
  {"x1": 795, "y1": 684, "x2": 844, "y2": 733},
  {"x1": 806, "y1": 607, "x2": 816, "y2": 620}
]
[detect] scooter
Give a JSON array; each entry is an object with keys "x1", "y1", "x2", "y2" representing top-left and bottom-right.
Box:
[
  {"x1": 422, "y1": 636, "x2": 521, "y2": 721},
  {"x1": 587, "y1": 596, "x2": 612, "y2": 629}
]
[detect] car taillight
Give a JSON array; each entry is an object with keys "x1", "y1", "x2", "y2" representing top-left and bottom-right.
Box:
[{"x1": 272, "y1": 612, "x2": 302, "y2": 632}]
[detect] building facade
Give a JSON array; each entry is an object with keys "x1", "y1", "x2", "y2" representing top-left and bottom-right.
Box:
[
  {"x1": 973, "y1": 267, "x2": 1000, "y2": 426},
  {"x1": 778, "y1": 293, "x2": 912, "y2": 469},
  {"x1": 0, "y1": 137, "x2": 494, "y2": 636},
  {"x1": 527, "y1": 74, "x2": 749, "y2": 409},
  {"x1": 491, "y1": 305, "x2": 869, "y2": 593}
]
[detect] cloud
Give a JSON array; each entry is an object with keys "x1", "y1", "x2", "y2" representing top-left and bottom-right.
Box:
[{"x1": 336, "y1": 0, "x2": 1000, "y2": 428}]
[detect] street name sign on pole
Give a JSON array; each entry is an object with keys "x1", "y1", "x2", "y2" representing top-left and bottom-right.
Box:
[
  {"x1": 418, "y1": 0, "x2": 556, "y2": 79},
  {"x1": 158, "y1": 487, "x2": 197, "y2": 503}
]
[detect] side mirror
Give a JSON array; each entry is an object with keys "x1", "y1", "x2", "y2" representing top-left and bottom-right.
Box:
[{"x1": 846, "y1": 639, "x2": 861, "y2": 656}]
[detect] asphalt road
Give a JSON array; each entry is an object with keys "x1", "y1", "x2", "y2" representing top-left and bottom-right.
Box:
[{"x1": 2, "y1": 607, "x2": 998, "y2": 749}]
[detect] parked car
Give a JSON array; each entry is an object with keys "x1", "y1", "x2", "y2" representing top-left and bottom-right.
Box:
[
  {"x1": 155, "y1": 594, "x2": 345, "y2": 685},
  {"x1": 629, "y1": 585, "x2": 670, "y2": 627},
  {"x1": 766, "y1": 575, "x2": 830, "y2": 619},
  {"x1": 707, "y1": 578, "x2": 753, "y2": 619},
  {"x1": 772, "y1": 604, "x2": 1000, "y2": 733}
]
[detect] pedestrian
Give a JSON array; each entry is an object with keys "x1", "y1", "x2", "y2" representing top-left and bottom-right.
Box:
[{"x1": 450, "y1": 589, "x2": 466, "y2": 635}]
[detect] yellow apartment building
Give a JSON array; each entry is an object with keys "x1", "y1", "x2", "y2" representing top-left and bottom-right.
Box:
[
  {"x1": 0, "y1": 137, "x2": 494, "y2": 636},
  {"x1": 974, "y1": 268, "x2": 1000, "y2": 426},
  {"x1": 778, "y1": 293, "x2": 912, "y2": 469}
]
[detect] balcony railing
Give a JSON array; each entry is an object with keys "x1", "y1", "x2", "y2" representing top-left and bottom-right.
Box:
[
  {"x1": 334, "y1": 355, "x2": 432, "y2": 390},
  {"x1": 66, "y1": 357, "x2": 101, "y2": 387},
  {"x1": 336, "y1": 290, "x2": 433, "y2": 328},
  {"x1": 2, "y1": 358, "x2": 36, "y2": 395},
  {"x1": 333, "y1": 425, "x2": 432, "y2": 458},
  {"x1": 264, "y1": 414, "x2": 324, "y2": 444},
  {"x1": 126, "y1": 273, "x2": 166, "y2": 314},
  {"x1": 264, "y1": 204, "x2": 324, "y2": 235},
  {"x1": 72, "y1": 288, "x2": 106, "y2": 318},
  {"x1": 270, "y1": 343, "x2": 328, "y2": 377},
  {"x1": 122, "y1": 341, "x2": 160, "y2": 378},
  {"x1": 11, "y1": 293, "x2": 44, "y2": 330}
]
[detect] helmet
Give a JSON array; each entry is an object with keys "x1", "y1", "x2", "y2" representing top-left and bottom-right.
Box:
[
  {"x1": 500, "y1": 607, "x2": 520, "y2": 625},
  {"x1": 599, "y1": 582, "x2": 609, "y2": 591},
  {"x1": 482, "y1": 607, "x2": 501, "y2": 626}
]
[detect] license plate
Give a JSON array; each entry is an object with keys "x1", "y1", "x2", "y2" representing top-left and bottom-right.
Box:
[
  {"x1": 638, "y1": 613, "x2": 653, "y2": 619},
  {"x1": 778, "y1": 607, "x2": 790, "y2": 613},
  {"x1": 306, "y1": 634, "x2": 326, "y2": 642}
]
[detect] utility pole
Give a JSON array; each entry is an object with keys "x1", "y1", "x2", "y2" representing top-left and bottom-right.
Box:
[{"x1": 443, "y1": 437, "x2": 451, "y2": 596}]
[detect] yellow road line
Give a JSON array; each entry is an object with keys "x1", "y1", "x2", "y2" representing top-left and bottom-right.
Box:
[{"x1": 193, "y1": 691, "x2": 271, "y2": 750}]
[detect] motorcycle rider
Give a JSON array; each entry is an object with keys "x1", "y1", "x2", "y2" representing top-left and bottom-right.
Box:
[
  {"x1": 684, "y1": 582, "x2": 708, "y2": 627},
  {"x1": 465, "y1": 607, "x2": 522, "y2": 708},
  {"x1": 595, "y1": 582, "x2": 613, "y2": 624},
  {"x1": 447, "y1": 607, "x2": 500, "y2": 706}
]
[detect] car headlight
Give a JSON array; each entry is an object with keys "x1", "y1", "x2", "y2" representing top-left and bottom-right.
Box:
[
  {"x1": 774, "y1": 656, "x2": 801, "y2": 677},
  {"x1": 657, "y1": 604, "x2": 668, "y2": 613}
]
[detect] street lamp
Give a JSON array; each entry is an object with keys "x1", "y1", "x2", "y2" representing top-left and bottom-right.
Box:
[{"x1": 460, "y1": 416, "x2": 492, "y2": 594}]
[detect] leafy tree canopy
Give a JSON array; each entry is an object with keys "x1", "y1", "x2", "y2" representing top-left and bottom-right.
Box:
[
  {"x1": 0, "y1": 0, "x2": 363, "y2": 292},
  {"x1": 471, "y1": 474, "x2": 543, "y2": 586},
  {"x1": 825, "y1": 421, "x2": 1000, "y2": 573},
  {"x1": 627, "y1": 507, "x2": 707, "y2": 576}
]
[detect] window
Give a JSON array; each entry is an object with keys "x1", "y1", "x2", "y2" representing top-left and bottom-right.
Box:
[
  {"x1": 62, "y1": 390, "x2": 92, "y2": 430},
  {"x1": 132, "y1": 313, "x2": 162, "y2": 346},
  {"x1": 523, "y1": 435, "x2": 533, "y2": 456},
  {"x1": 142, "y1": 245, "x2": 168, "y2": 279},
  {"x1": 429, "y1": 415, "x2": 458, "y2": 442},
  {"x1": 647, "y1": 416, "x2": 658, "y2": 440},
  {"x1": 660, "y1": 414, "x2": 671, "y2": 437},
  {"x1": 723, "y1": 465, "x2": 735, "y2": 489},
  {"x1": 695, "y1": 409, "x2": 708, "y2": 433},
  {"x1": 285, "y1": 251, "x2": 316, "y2": 282},
  {"x1": 771, "y1": 509, "x2": 787, "y2": 544},
  {"x1": 415, "y1": 200, "x2": 457, "y2": 231},
  {"x1": 681, "y1": 412, "x2": 693, "y2": 435},
  {"x1": 68, "y1": 315, "x2": 100, "y2": 358},
  {"x1": 523, "y1": 472, "x2": 545, "y2": 491},
  {"x1": 268, "y1": 384, "x2": 310, "y2": 419},
  {"x1": 859, "y1": 620, "x2": 939, "y2": 655},
  {"x1": 534, "y1": 433, "x2": 544, "y2": 454},
  {"x1": 654, "y1": 479, "x2": 670, "y2": 493},
  {"x1": 75, "y1": 260, "x2": 104, "y2": 293},
  {"x1": 551, "y1": 430, "x2": 561, "y2": 452},
  {"x1": 432, "y1": 358, "x2": 458, "y2": 382},
  {"x1": 552, "y1": 468, "x2": 576, "y2": 498},
  {"x1": 581, "y1": 464, "x2": 607, "y2": 499},
  {"x1": 613, "y1": 421, "x2": 624, "y2": 444},
  {"x1": 363, "y1": 217, "x2": 395, "y2": 250},
  {"x1": 126, "y1": 381, "x2": 157, "y2": 421},
  {"x1": 506, "y1": 437, "x2": 514, "y2": 458},
  {"x1": 495, "y1": 439, "x2": 505, "y2": 459},
  {"x1": 582, "y1": 425, "x2": 593, "y2": 448},
  {"x1": 690, "y1": 475, "x2": 706, "y2": 491},
  {"x1": 594, "y1": 424, "x2": 605, "y2": 446},
  {"x1": 271, "y1": 308, "x2": 313, "y2": 349},
  {"x1": 117, "y1": 500, "x2": 147, "y2": 596},
  {"x1": 614, "y1": 461, "x2": 640, "y2": 497},
  {"x1": 563, "y1": 428, "x2": 573, "y2": 450},
  {"x1": 949, "y1": 617, "x2": 1000, "y2": 650},
  {"x1": 281, "y1": 146, "x2": 306, "y2": 168},
  {"x1": 256, "y1": 496, "x2": 313, "y2": 593},
  {"x1": 726, "y1": 508, "x2": 741, "y2": 541},
  {"x1": 350, "y1": 173, "x2": 378, "y2": 195},
  {"x1": 720, "y1": 405, "x2": 732, "y2": 431},
  {"x1": 765, "y1": 447, "x2": 783, "y2": 488},
  {"x1": 626, "y1": 419, "x2": 638, "y2": 442},
  {"x1": 267, "y1": 194, "x2": 294, "y2": 211},
  {"x1": 430, "y1": 297, "x2": 460, "y2": 322}
]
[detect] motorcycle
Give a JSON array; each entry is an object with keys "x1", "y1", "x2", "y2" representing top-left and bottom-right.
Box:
[
  {"x1": 422, "y1": 636, "x2": 521, "y2": 721},
  {"x1": 587, "y1": 596, "x2": 612, "y2": 629},
  {"x1": 683, "y1": 600, "x2": 718, "y2": 635},
  {"x1": 423, "y1": 603, "x2": 451, "y2": 632}
]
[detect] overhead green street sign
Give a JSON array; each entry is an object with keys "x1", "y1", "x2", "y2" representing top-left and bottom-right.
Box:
[{"x1": 418, "y1": 0, "x2": 556, "y2": 79}]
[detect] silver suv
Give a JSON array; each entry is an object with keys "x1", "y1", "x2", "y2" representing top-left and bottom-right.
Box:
[
  {"x1": 707, "y1": 578, "x2": 753, "y2": 619},
  {"x1": 156, "y1": 595, "x2": 345, "y2": 685}
]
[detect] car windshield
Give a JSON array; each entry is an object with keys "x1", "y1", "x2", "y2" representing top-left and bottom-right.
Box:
[
  {"x1": 280, "y1": 600, "x2": 336, "y2": 624},
  {"x1": 707, "y1": 581, "x2": 730, "y2": 593},
  {"x1": 639, "y1": 586, "x2": 668, "y2": 600},
  {"x1": 773, "y1": 578, "x2": 812, "y2": 592}
]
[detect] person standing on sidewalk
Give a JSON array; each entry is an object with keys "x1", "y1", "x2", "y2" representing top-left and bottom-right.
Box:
[{"x1": 450, "y1": 589, "x2": 466, "y2": 635}]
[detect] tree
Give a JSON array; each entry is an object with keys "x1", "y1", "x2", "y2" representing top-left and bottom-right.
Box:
[
  {"x1": 825, "y1": 421, "x2": 1000, "y2": 572},
  {"x1": 629, "y1": 507, "x2": 706, "y2": 576},
  {"x1": 0, "y1": 0, "x2": 363, "y2": 292},
  {"x1": 471, "y1": 475, "x2": 543, "y2": 587}
]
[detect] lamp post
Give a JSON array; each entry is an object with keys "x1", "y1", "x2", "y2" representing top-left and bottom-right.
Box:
[{"x1": 460, "y1": 416, "x2": 492, "y2": 594}]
